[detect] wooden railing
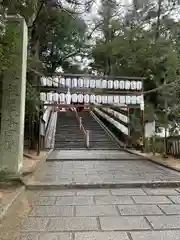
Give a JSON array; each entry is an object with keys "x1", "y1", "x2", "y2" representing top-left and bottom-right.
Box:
[{"x1": 74, "y1": 108, "x2": 90, "y2": 148}]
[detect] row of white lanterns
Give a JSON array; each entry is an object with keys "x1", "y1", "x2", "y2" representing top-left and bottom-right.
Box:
[
  {"x1": 102, "y1": 108, "x2": 128, "y2": 124},
  {"x1": 40, "y1": 77, "x2": 142, "y2": 90},
  {"x1": 40, "y1": 92, "x2": 144, "y2": 105},
  {"x1": 94, "y1": 108, "x2": 129, "y2": 136}
]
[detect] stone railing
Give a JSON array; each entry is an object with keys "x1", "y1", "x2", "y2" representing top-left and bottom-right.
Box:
[{"x1": 44, "y1": 108, "x2": 57, "y2": 149}]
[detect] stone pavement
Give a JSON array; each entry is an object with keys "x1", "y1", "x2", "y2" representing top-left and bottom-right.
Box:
[
  {"x1": 25, "y1": 156, "x2": 180, "y2": 188},
  {"x1": 127, "y1": 149, "x2": 180, "y2": 172},
  {"x1": 1, "y1": 188, "x2": 180, "y2": 239},
  {"x1": 2, "y1": 149, "x2": 180, "y2": 239},
  {"x1": 47, "y1": 150, "x2": 141, "y2": 160}
]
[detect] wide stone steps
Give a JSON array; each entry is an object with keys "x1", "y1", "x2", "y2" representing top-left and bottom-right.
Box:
[
  {"x1": 54, "y1": 111, "x2": 120, "y2": 150},
  {"x1": 54, "y1": 143, "x2": 86, "y2": 148},
  {"x1": 54, "y1": 112, "x2": 86, "y2": 149},
  {"x1": 78, "y1": 112, "x2": 119, "y2": 150}
]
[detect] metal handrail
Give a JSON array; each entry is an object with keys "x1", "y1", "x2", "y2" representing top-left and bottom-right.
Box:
[{"x1": 74, "y1": 108, "x2": 90, "y2": 148}]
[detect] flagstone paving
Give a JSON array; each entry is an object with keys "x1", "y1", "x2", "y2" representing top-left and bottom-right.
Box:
[
  {"x1": 2, "y1": 150, "x2": 180, "y2": 239},
  {"x1": 1, "y1": 188, "x2": 180, "y2": 239},
  {"x1": 25, "y1": 157, "x2": 180, "y2": 187}
]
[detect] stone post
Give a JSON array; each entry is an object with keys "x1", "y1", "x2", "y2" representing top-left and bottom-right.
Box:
[{"x1": 0, "y1": 16, "x2": 28, "y2": 175}]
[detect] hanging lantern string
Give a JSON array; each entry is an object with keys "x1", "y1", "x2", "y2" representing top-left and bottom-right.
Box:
[
  {"x1": 40, "y1": 76, "x2": 143, "y2": 91},
  {"x1": 29, "y1": 67, "x2": 176, "y2": 96}
]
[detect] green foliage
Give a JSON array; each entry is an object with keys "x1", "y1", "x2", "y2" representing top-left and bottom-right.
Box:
[
  {"x1": 38, "y1": 8, "x2": 87, "y2": 73},
  {"x1": 0, "y1": 0, "x2": 89, "y2": 117},
  {"x1": 90, "y1": 0, "x2": 180, "y2": 136}
]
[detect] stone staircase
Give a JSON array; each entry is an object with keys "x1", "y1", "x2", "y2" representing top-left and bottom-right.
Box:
[
  {"x1": 79, "y1": 111, "x2": 120, "y2": 149},
  {"x1": 54, "y1": 111, "x2": 86, "y2": 149},
  {"x1": 54, "y1": 110, "x2": 120, "y2": 149}
]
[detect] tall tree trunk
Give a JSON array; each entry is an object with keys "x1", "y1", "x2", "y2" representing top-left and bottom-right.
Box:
[{"x1": 155, "y1": 0, "x2": 162, "y2": 40}]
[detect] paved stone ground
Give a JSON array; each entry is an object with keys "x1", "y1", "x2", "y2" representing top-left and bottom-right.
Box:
[
  {"x1": 47, "y1": 150, "x2": 141, "y2": 160},
  {"x1": 26, "y1": 156, "x2": 180, "y2": 187},
  {"x1": 2, "y1": 188, "x2": 180, "y2": 240},
  {"x1": 3, "y1": 149, "x2": 180, "y2": 239}
]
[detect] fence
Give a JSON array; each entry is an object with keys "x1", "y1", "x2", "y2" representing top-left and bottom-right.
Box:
[{"x1": 167, "y1": 136, "x2": 180, "y2": 157}]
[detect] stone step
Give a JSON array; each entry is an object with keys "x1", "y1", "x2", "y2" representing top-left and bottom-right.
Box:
[
  {"x1": 55, "y1": 139, "x2": 85, "y2": 142},
  {"x1": 26, "y1": 180, "x2": 180, "y2": 189},
  {"x1": 54, "y1": 111, "x2": 119, "y2": 150},
  {"x1": 55, "y1": 132, "x2": 84, "y2": 135},
  {"x1": 54, "y1": 142, "x2": 86, "y2": 147},
  {"x1": 55, "y1": 136, "x2": 85, "y2": 139}
]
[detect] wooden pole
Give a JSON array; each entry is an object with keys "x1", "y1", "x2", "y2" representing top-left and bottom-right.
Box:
[
  {"x1": 126, "y1": 107, "x2": 130, "y2": 148},
  {"x1": 163, "y1": 79, "x2": 168, "y2": 158}
]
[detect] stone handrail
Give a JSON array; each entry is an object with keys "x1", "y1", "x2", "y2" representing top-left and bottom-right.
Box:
[
  {"x1": 74, "y1": 108, "x2": 90, "y2": 148},
  {"x1": 44, "y1": 109, "x2": 57, "y2": 149}
]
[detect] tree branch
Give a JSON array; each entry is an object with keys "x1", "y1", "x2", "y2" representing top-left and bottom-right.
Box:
[
  {"x1": 155, "y1": 0, "x2": 162, "y2": 40},
  {"x1": 28, "y1": 1, "x2": 45, "y2": 29}
]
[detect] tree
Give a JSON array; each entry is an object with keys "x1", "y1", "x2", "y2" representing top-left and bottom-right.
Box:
[
  {"x1": 90, "y1": 0, "x2": 180, "y2": 140},
  {"x1": 90, "y1": 0, "x2": 119, "y2": 75},
  {"x1": 0, "y1": 0, "x2": 93, "y2": 147},
  {"x1": 38, "y1": 8, "x2": 87, "y2": 74}
]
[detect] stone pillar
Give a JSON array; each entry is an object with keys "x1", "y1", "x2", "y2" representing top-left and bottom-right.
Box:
[{"x1": 0, "y1": 16, "x2": 28, "y2": 175}]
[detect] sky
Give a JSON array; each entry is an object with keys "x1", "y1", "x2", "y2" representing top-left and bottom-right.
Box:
[{"x1": 84, "y1": 0, "x2": 132, "y2": 22}]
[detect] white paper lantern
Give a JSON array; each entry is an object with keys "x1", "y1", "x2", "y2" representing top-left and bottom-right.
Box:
[
  {"x1": 78, "y1": 94, "x2": 84, "y2": 103},
  {"x1": 47, "y1": 77, "x2": 53, "y2": 87},
  {"x1": 119, "y1": 80, "x2": 125, "y2": 89},
  {"x1": 66, "y1": 89, "x2": 72, "y2": 104},
  {"x1": 66, "y1": 78, "x2": 71, "y2": 87},
  {"x1": 84, "y1": 94, "x2": 90, "y2": 103},
  {"x1": 136, "y1": 95, "x2": 140, "y2": 104},
  {"x1": 72, "y1": 93, "x2": 78, "y2": 103},
  {"x1": 115, "y1": 112, "x2": 127, "y2": 123},
  {"x1": 108, "y1": 80, "x2": 113, "y2": 89},
  {"x1": 52, "y1": 77, "x2": 59, "y2": 87},
  {"x1": 108, "y1": 96, "x2": 113, "y2": 104},
  {"x1": 53, "y1": 93, "x2": 59, "y2": 102},
  {"x1": 96, "y1": 95, "x2": 102, "y2": 104},
  {"x1": 113, "y1": 96, "x2": 120, "y2": 104},
  {"x1": 59, "y1": 77, "x2": 65, "y2": 86},
  {"x1": 72, "y1": 78, "x2": 78, "y2": 87},
  {"x1": 125, "y1": 95, "x2": 131, "y2": 104},
  {"x1": 94, "y1": 108, "x2": 129, "y2": 136},
  {"x1": 84, "y1": 78, "x2": 90, "y2": 88},
  {"x1": 40, "y1": 77, "x2": 46, "y2": 86},
  {"x1": 137, "y1": 95, "x2": 144, "y2": 104},
  {"x1": 131, "y1": 81, "x2": 136, "y2": 90},
  {"x1": 131, "y1": 96, "x2": 137, "y2": 104},
  {"x1": 120, "y1": 96, "x2": 125, "y2": 104},
  {"x1": 40, "y1": 92, "x2": 46, "y2": 101},
  {"x1": 95, "y1": 79, "x2": 101, "y2": 88},
  {"x1": 59, "y1": 93, "x2": 65, "y2": 103},
  {"x1": 114, "y1": 80, "x2": 119, "y2": 89},
  {"x1": 102, "y1": 95, "x2": 108, "y2": 104},
  {"x1": 137, "y1": 81, "x2": 142, "y2": 90},
  {"x1": 90, "y1": 94, "x2": 96, "y2": 103},
  {"x1": 102, "y1": 79, "x2": 107, "y2": 88},
  {"x1": 125, "y1": 80, "x2": 131, "y2": 90},
  {"x1": 78, "y1": 78, "x2": 84, "y2": 88},
  {"x1": 90, "y1": 79, "x2": 96, "y2": 88},
  {"x1": 47, "y1": 92, "x2": 53, "y2": 102}
]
